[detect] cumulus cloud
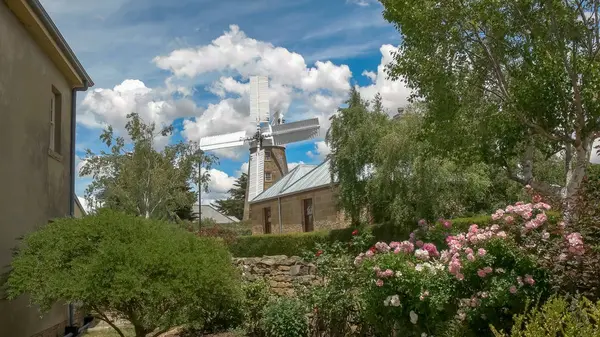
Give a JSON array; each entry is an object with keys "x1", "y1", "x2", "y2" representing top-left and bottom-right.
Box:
[
  {"x1": 306, "y1": 141, "x2": 331, "y2": 161},
  {"x1": 153, "y1": 25, "x2": 353, "y2": 143},
  {"x1": 78, "y1": 25, "x2": 411, "y2": 173},
  {"x1": 288, "y1": 161, "x2": 305, "y2": 170},
  {"x1": 358, "y1": 44, "x2": 411, "y2": 115}
]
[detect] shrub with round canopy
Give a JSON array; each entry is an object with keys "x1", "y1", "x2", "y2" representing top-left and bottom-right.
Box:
[{"x1": 5, "y1": 210, "x2": 242, "y2": 337}]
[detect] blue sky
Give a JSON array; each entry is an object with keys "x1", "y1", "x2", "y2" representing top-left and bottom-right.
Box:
[{"x1": 41, "y1": 0, "x2": 412, "y2": 205}]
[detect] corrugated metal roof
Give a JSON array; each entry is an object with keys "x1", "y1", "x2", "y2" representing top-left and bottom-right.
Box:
[
  {"x1": 251, "y1": 164, "x2": 316, "y2": 203},
  {"x1": 192, "y1": 204, "x2": 239, "y2": 224},
  {"x1": 250, "y1": 158, "x2": 336, "y2": 203},
  {"x1": 280, "y1": 158, "x2": 333, "y2": 195}
]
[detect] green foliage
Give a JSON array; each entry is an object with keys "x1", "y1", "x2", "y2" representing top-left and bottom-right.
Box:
[
  {"x1": 81, "y1": 113, "x2": 217, "y2": 220},
  {"x1": 327, "y1": 91, "x2": 526, "y2": 227},
  {"x1": 6, "y1": 210, "x2": 242, "y2": 337},
  {"x1": 491, "y1": 296, "x2": 600, "y2": 337},
  {"x1": 357, "y1": 235, "x2": 550, "y2": 336},
  {"x1": 327, "y1": 88, "x2": 390, "y2": 225},
  {"x1": 240, "y1": 279, "x2": 272, "y2": 336},
  {"x1": 228, "y1": 216, "x2": 499, "y2": 257},
  {"x1": 299, "y1": 231, "x2": 373, "y2": 336},
  {"x1": 228, "y1": 227, "x2": 359, "y2": 257},
  {"x1": 378, "y1": 0, "x2": 600, "y2": 198},
  {"x1": 213, "y1": 173, "x2": 247, "y2": 220},
  {"x1": 261, "y1": 297, "x2": 308, "y2": 337}
]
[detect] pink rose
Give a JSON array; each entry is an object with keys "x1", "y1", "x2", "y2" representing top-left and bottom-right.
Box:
[
  {"x1": 509, "y1": 286, "x2": 517, "y2": 294},
  {"x1": 376, "y1": 279, "x2": 384, "y2": 287},
  {"x1": 524, "y1": 275, "x2": 535, "y2": 286},
  {"x1": 478, "y1": 248, "x2": 487, "y2": 257},
  {"x1": 467, "y1": 254, "x2": 475, "y2": 261},
  {"x1": 483, "y1": 266, "x2": 493, "y2": 274},
  {"x1": 477, "y1": 269, "x2": 487, "y2": 278}
]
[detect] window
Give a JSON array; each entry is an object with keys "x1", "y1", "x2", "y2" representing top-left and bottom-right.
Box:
[
  {"x1": 265, "y1": 150, "x2": 271, "y2": 161},
  {"x1": 302, "y1": 198, "x2": 314, "y2": 232},
  {"x1": 265, "y1": 172, "x2": 272, "y2": 182},
  {"x1": 49, "y1": 87, "x2": 62, "y2": 154},
  {"x1": 263, "y1": 207, "x2": 272, "y2": 234}
]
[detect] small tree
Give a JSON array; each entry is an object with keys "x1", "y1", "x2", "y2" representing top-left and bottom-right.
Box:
[
  {"x1": 81, "y1": 113, "x2": 217, "y2": 220},
  {"x1": 5, "y1": 210, "x2": 242, "y2": 337},
  {"x1": 213, "y1": 173, "x2": 247, "y2": 220}
]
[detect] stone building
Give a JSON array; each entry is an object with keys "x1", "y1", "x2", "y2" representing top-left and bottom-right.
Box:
[
  {"x1": 243, "y1": 140, "x2": 289, "y2": 220},
  {"x1": 248, "y1": 159, "x2": 349, "y2": 235},
  {"x1": 0, "y1": 0, "x2": 93, "y2": 335}
]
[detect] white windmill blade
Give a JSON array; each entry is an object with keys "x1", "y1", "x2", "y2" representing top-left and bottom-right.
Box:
[
  {"x1": 270, "y1": 118, "x2": 320, "y2": 146},
  {"x1": 250, "y1": 76, "x2": 270, "y2": 123},
  {"x1": 199, "y1": 130, "x2": 247, "y2": 151},
  {"x1": 247, "y1": 149, "x2": 265, "y2": 201}
]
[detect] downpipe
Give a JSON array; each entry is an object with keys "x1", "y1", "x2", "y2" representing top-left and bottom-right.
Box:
[{"x1": 66, "y1": 82, "x2": 94, "y2": 335}]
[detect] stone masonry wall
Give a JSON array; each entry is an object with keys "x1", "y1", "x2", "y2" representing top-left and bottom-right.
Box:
[
  {"x1": 249, "y1": 185, "x2": 350, "y2": 235},
  {"x1": 233, "y1": 255, "x2": 318, "y2": 296}
]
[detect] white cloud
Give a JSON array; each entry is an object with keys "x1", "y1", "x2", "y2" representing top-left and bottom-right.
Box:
[
  {"x1": 79, "y1": 79, "x2": 203, "y2": 149},
  {"x1": 346, "y1": 0, "x2": 375, "y2": 6},
  {"x1": 236, "y1": 162, "x2": 250, "y2": 177},
  {"x1": 306, "y1": 141, "x2": 331, "y2": 161},
  {"x1": 196, "y1": 167, "x2": 246, "y2": 205},
  {"x1": 77, "y1": 26, "x2": 412, "y2": 175},
  {"x1": 358, "y1": 44, "x2": 412, "y2": 115},
  {"x1": 288, "y1": 161, "x2": 305, "y2": 170}
]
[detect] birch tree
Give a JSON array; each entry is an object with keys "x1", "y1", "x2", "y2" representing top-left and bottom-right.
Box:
[
  {"x1": 81, "y1": 113, "x2": 217, "y2": 219},
  {"x1": 379, "y1": 0, "x2": 600, "y2": 200}
]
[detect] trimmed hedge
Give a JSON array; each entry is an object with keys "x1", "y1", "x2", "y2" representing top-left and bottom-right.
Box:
[
  {"x1": 228, "y1": 227, "x2": 356, "y2": 257},
  {"x1": 228, "y1": 211, "x2": 562, "y2": 257}
]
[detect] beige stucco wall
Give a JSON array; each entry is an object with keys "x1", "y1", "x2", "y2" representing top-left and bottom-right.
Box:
[
  {"x1": 249, "y1": 186, "x2": 350, "y2": 235},
  {"x1": 0, "y1": 2, "x2": 77, "y2": 336}
]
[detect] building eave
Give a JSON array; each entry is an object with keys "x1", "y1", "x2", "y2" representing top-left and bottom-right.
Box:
[
  {"x1": 5, "y1": 0, "x2": 94, "y2": 88},
  {"x1": 249, "y1": 183, "x2": 338, "y2": 205}
]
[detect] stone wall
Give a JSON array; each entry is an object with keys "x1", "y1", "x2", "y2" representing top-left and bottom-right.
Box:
[
  {"x1": 249, "y1": 185, "x2": 350, "y2": 235},
  {"x1": 233, "y1": 255, "x2": 318, "y2": 296}
]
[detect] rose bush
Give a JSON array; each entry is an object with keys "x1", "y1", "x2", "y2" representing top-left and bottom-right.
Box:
[{"x1": 353, "y1": 192, "x2": 587, "y2": 336}]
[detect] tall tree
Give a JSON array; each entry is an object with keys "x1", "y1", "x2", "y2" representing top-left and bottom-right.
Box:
[
  {"x1": 379, "y1": 0, "x2": 600, "y2": 200},
  {"x1": 213, "y1": 173, "x2": 247, "y2": 220},
  {"x1": 326, "y1": 88, "x2": 390, "y2": 225},
  {"x1": 81, "y1": 113, "x2": 217, "y2": 220}
]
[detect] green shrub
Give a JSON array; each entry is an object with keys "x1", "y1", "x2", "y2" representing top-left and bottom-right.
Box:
[
  {"x1": 229, "y1": 227, "x2": 357, "y2": 257},
  {"x1": 491, "y1": 295, "x2": 600, "y2": 337},
  {"x1": 241, "y1": 279, "x2": 272, "y2": 336},
  {"x1": 298, "y1": 231, "x2": 373, "y2": 337},
  {"x1": 261, "y1": 297, "x2": 308, "y2": 337},
  {"x1": 5, "y1": 210, "x2": 242, "y2": 337}
]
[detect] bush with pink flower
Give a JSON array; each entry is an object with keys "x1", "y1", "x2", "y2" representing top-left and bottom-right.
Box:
[
  {"x1": 355, "y1": 233, "x2": 549, "y2": 336},
  {"x1": 353, "y1": 190, "x2": 593, "y2": 336}
]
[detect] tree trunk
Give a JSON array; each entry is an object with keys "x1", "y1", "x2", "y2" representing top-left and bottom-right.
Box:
[{"x1": 563, "y1": 140, "x2": 592, "y2": 200}]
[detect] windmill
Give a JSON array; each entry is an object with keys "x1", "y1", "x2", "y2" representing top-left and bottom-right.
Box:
[{"x1": 199, "y1": 76, "x2": 321, "y2": 220}]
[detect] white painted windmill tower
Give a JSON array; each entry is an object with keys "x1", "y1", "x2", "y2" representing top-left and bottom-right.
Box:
[{"x1": 199, "y1": 76, "x2": 320, "y2": 220}]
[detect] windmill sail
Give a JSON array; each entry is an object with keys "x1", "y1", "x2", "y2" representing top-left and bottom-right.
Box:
[
  {"x1": 247, "y1": 149, "x2": 265, "y2": 201},
  {"x1": 199, "y1": 131, "x2": 247, "y2": 151},
  {"x1": 270, "y1": 118, "x2": 320, "y2": 145},
  {"x1": 250, "y1": 76, "x2": 270, "y2": 123}
]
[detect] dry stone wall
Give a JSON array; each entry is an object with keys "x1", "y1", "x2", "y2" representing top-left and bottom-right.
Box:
[{"x1": 233, "y1": 255, "x2": 318, "y2": 296}]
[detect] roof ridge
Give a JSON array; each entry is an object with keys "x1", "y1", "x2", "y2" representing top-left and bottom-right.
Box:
[
  {"x1": 279, "y1": 158, "x2": 330, "y2": 195},
  {"x1": 251, "y1": 165, "x2": 303, "y2": 201}
]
